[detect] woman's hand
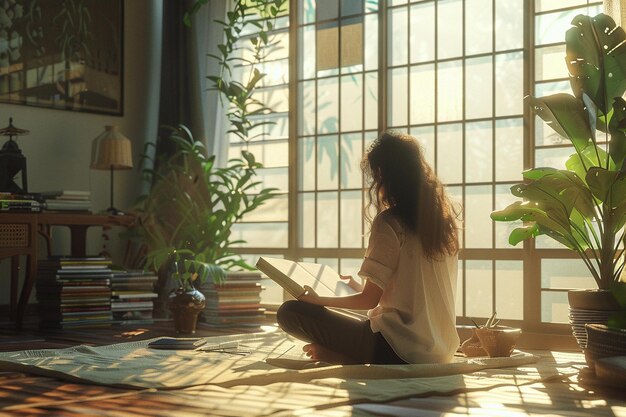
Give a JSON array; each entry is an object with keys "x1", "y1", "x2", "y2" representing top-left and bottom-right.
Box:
[
  {"x1": 340, "y1": 274, "x2": 364, "y2": 292},
  {"x1": 298, "y1": 285, "x2": 322, "y2": 305},
  {"x1": 297, "y1": 280, "x2": 382, "y2": 310}
]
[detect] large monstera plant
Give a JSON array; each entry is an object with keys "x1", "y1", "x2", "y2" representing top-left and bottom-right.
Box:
[{"x1": 491, "y1": 13, "x2": 626, "y2": 291}]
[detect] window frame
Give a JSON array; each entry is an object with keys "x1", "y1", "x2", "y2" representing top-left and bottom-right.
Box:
[{"x1": 229, "y1": 0, "x2": 604, "y2": 347}]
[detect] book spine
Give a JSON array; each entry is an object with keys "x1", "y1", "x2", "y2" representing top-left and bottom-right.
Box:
[
  {"x1": 0, "y1": 199, "x2": 42, "y2": 206},
  {"x1": 0, "y1": 192, "x2": 44, "y2": 202},
  {"x1": 0, "y1": 206, "x2": 42, "y2": 212}
]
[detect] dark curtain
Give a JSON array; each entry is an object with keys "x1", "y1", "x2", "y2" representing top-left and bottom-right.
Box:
[
  {"x1": 151, "y1": 0, "x2": 226, "y2": 169},
  {"x1": 157, "y1": 0, "x2": 195, "y2": 156}
]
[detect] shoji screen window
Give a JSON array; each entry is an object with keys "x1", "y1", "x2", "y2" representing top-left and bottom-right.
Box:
[
  {"x1": 297, "y1": 0, "x2": 379, "y2": 266},
  {"x1": 386, "y1": 0, "x2": 525, "y2": 324}
]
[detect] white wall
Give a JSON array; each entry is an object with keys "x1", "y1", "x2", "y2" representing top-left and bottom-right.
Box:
[{"x1": 0, "y1": 1, "x2": 163, "y2": 306}]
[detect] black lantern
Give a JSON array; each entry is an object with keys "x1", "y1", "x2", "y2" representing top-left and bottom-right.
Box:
[{"x1": 0, "y1": 118, "x2": 29, "y2": 193}]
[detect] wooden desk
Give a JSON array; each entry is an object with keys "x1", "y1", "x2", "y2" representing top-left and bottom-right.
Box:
[{"x1": 0, "y1": 212, "x2": 135, "y2": 328}]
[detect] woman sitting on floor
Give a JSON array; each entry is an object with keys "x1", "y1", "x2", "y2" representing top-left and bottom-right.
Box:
[{"x1": 277, "y1": 131, "x2": 460, "y2": 365}]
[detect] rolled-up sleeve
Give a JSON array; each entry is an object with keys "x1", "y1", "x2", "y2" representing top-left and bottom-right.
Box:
[{"x1": 358, "y1": 215, "x2": 402, "y2": 289}]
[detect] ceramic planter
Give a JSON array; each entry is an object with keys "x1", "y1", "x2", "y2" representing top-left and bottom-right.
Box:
[
  {"x1": 568, "y1": 289, "x2": 621, "y2": 349},
  {"x1": 168, "y1": 287, "x2": 206, "y2": 334},
  {"x1": 584, "y1": 324, "x2": 626, "y2": 372}
]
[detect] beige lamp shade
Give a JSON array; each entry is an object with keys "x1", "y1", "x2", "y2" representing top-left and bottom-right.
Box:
[{"x1": 90, "y1": 126, "x2": 133, "y2": 170}]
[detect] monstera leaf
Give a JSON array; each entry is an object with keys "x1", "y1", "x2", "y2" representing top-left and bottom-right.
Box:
[{"x1": 566, "y1": 14, "x2": 626, "y2": 115}]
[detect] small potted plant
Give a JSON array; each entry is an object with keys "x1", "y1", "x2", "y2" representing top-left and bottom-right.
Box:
[
  {"x1": 467, "y1": 312, "x2": 522, "y2": 358},
  {"x1": 163, "y1": 249, "x2": 225, "y2": 334}
]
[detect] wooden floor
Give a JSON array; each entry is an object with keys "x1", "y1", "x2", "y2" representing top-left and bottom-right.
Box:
[{"x1": 0, "y1": 317, "x2": 625, "y2": 417}]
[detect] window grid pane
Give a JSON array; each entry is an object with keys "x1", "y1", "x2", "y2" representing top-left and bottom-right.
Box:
[
  {"x1": 225, "y1": 1, "x2": 607, "y2": 333},
  {"x1": 388, "y1": 0, "x2": 525, "y2": 322},
  {"x1": 297, "y1": 2, "x2": 374, "y2": 252}
]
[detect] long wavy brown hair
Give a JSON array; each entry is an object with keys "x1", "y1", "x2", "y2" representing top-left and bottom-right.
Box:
[{"x1": 362, "y1": 131, "x2": 459, "y2": 260}]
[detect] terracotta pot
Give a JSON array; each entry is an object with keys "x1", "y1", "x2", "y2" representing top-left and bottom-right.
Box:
[
  {"x1": 474, "y1": 326, "x2": 521, "y2": 358},
  {"x1": 168, "y1": 287, "x2": 206, "y2": 334},
  {"x1": 460, "y1": 328, "x2": 487, "y2": 357}
]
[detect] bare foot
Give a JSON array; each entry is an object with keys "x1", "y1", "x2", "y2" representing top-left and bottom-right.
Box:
[{"x1": 302, "y1": 343, "x2": 356, "y2": 364}]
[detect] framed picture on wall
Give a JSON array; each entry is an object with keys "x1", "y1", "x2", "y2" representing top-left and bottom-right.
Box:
[{"x1": 0, "y1": 0, "x2": 123, "y2": 115}]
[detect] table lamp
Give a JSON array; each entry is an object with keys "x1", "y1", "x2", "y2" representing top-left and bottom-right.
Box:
[
  {"x1": 90, "y1": 125, "x2": 133, "y2": 215},
  {"x1": 0, "y1": 118, "x2": 30, "y2": 193}
]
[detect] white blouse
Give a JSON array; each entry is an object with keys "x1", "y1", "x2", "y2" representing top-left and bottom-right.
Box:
[{"x1": 358, "y1": 210, "x2": 460, "y2": 364}]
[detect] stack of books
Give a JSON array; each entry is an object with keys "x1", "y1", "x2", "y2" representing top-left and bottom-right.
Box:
[
  {"x1": 110, "y1": 270, "x2": 158, "y2": 325},
  {"x1": 36, "y1": 257, "x2": 114, "y2": 329},
  {"x1": 199, "y1": 271, "x2": 266, "y2": 328},
  {"x1": 41, "y1": 190, "x2": 91, "y2": 212},
  {"x1": 0, "y1": 192, "x2": 43, "y2": 212}
]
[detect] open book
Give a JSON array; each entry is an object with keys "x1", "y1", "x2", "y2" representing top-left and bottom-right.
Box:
[{"x1": 255, "y1": 257, "x2": 357, "y2": 299}]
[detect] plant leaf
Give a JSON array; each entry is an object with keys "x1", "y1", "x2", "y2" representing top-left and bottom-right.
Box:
[
  {"x1": 527, "y1": 94, "x2": 593, "y2": 155},
  {"x1": 514, "y1": 171, "x2": 595, "y2": 218},
  {"x1": 509, "y1": 224, "x2": 540, "y2": 246},
  {"x1": 566, "y1": 13, "x2": 626, "y2": 115},
  {"x1": 491, "y1": 200, "x2": 570, "y2": 236},
  {"x1": 586, "y1": 167, "x2": 618, "y2": 203},
  {"x1": 565, "y1": 145, "x2": 613, "y2": 181}
]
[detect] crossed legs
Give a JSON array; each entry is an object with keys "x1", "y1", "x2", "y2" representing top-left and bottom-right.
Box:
[{"x1": 276, "y1": 299, "x2": 405, "y2": 365}]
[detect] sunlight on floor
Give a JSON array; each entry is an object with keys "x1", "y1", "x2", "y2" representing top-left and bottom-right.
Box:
[
  {"x1": 355, "y1": 377, "x2": 626, "y2": 417},
  {"x1": 580, "y1": 399, "x2": 608, "y2": 408},
  {"x1": 116, "y1": 329, "x2": 149, "y2": 338}
]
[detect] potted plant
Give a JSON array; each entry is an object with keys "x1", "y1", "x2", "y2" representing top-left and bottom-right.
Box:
[
  {"x1": 128, "y1": 125, "x2": 276, "y2": 318},
  {"x1": 164, "y1": 249, "x2": 222, "y2": 334},
  {"x1": 491, "y1": 13, "x2": 626, "y2": 348},
  {"x1": 461, "y1": 312, "x2": 522, "y2": 358}
]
